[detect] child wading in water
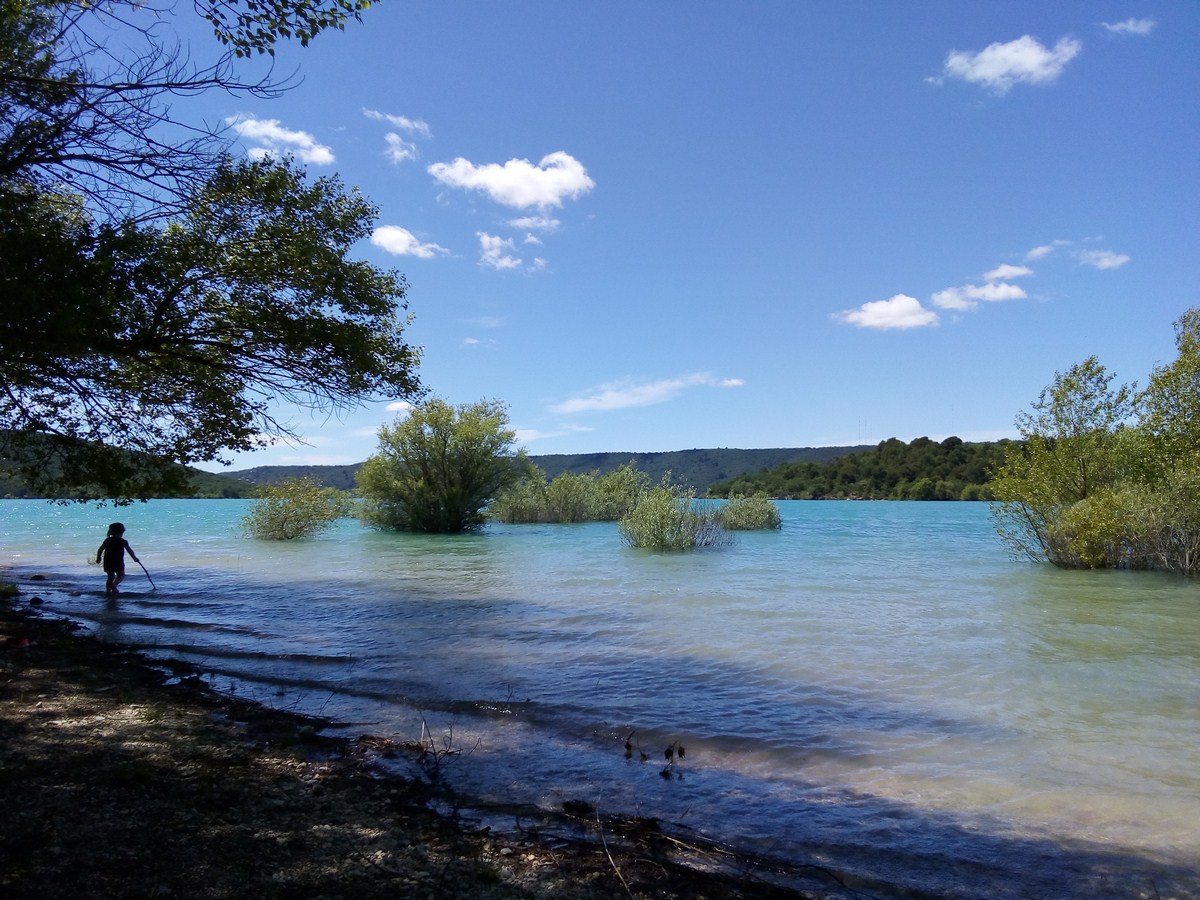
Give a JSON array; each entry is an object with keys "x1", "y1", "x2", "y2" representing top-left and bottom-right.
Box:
[{"x1": 96, "y1": 522, "x2": 139, "y2": 596}]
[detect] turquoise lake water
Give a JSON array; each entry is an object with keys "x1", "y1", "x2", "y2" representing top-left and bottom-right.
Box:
[{"x1": 3, "y1": 499, "x2": 1198, "y2": 897}]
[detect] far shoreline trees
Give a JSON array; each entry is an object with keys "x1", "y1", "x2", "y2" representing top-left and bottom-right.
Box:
[{"x1": 708, "y1": 437, "x2": 1004, "y2": 500}]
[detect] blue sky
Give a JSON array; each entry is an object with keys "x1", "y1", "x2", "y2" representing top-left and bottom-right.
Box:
[{"x1": 177, "y1": 1, "x2": 1198, "y2": 470}]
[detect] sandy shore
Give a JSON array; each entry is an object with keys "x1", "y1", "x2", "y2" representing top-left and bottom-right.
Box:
[{"x1": 1, "y1": 577, "x2": 857, "y2": 899}]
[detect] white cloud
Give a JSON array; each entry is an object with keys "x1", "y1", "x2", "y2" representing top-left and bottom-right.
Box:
[
  {"x1": 929, "y1": 287, "x2": 975, "y2": 311},
  {"x1": 509, "y1": 215, "x2": 561, "y2": 232},
  {"x1": 362, "y1": 109, "x2": 432, "y2": 138},
  {"x1": 478, "y1": 232, "x2": 522, "y2": 270},
  {"x1": 550, "y1": 374, "x2": 743, "y2": 415},
  {"x1": 363, "y1": 110, "x2": 431, "y2": 164},
  {"x1": 1026, "y1": 240, "x2": 1072, "y2": 260},
  {"x1": 939, "y1": 35, "x2": 1082, "y2": 94},
  {"x1": 466, "y1": 315, "x2": 505, "y2": 329},
  {"x1": 429, "y1": 151, "x2": 595, "y2": 209},
  {"x1": 385, "y1": 400, "x2": 415, "y2": 416},
  {"x1": 932, "y1": 282, "x2": 1028, "y2": 310},
  {"x1": 1101, "y1": 18, "x2": 1155, "y2": 36},
  {"x1": 834, "y1": 294, "x2": 939, "y2": 329},
  {"x1": 514, "y1": 428, "x2": 563, "y2": 443},
  {"x1": 370, "y1": 225, "x2": 449, "y2": 259},
  {"x1": 384, "y1": 133, "x2": 419, "y2": 163},
  {"x1": 984, "y1": 263, "x2": 1033, "y2": 281},
  {"x1": 225, "y1": 115, "x2": 334, "y2": 165},
  {"x1": 1077, "y1": 249, "x2": 1131, "y2": 270},
  {"x1": 972, "y1": 282, "x2": 1028, "y2": 301}
]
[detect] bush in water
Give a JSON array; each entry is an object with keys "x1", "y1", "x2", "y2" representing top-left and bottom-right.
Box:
[
  {"x1": 619, "y1": 484, "x2": 731, "y2": 551},
  {"x1": 715, "y1": 493, "x2": 782, "y2": 530},
  {"x1": 242, "y1": 477, "x2": 351, "y2": 540}
]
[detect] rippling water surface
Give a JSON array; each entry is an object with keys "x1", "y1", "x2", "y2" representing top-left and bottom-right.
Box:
[{"x1": 4, "y1": 499, "x2": 1198, "y2": 897}]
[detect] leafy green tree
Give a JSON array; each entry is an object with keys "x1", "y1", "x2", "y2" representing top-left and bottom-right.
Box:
[
  {"x1": 543, "y1": 472, "x2": 595, "y2": 523},
  {"x1": 1013, "y1": 356, "x2": 1135, "y2": 500},
  {"x1": 242, "y1": 476, "x2": 351, "y2": 540},
  {"x1": 593, "y1": 463, "x2": 651, "y2": 520},
  {"x1": 1, "y1": 0, "x2": 406, "y2": 501},
  {"x1": 1, "y1": 0, "x2": 376, "y2": 217},
  {"x1": 203, "y1": 0, "x2": 375, "y2": 58},
  {"x1": 357, "y1": 399, "x2": 518, "y2": 533},
  {"x1": 488, "y1": 464, "x2": 551, "y2": 524},
  {"x1": 1, "y1": 159, "x2": 419, "y2": 501},
  {"x1": 990, "y1": 357, "x2": 1135, "y2": 565},
  {"x1": 1140, "y1": 308, "x2": 1200, "y2": 470}
]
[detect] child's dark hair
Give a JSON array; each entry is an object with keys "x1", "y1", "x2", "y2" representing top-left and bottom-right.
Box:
[{"x1": 107, "y1": 522, "x2": 125, "y2": 537}]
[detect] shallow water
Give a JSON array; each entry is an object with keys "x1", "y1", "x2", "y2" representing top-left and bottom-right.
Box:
[{"x1": 4, "y1": 499, "x2": 1198, "y2": 897}]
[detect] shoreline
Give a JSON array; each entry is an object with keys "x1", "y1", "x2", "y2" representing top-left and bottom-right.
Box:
[{"x1": 1, "y1": 576, "x2": 862, "y2": 899}]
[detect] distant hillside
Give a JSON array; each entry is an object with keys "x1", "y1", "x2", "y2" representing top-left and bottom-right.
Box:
[
  {"x1": 228, "y1": 447, "x2": 870, "y2": 495},
  {"x1": 229, "y1": 464, "x2": 363, "y2": 492},
  {"x1": 526, "y1": 447, "x2": 869, "y2": 493}
]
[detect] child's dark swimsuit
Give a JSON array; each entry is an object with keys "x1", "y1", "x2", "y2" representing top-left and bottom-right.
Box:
[{"x1": 99, "y1": 536, "x2": 131, "y2": 573}]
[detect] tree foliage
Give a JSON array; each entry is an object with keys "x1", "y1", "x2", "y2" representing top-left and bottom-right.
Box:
[
  {"x1": 1140, "y1": 308, "x2": 1200, "y2": 468},
  {"x1": 241, "y1": 475, "x2": 350, "y2": 540},
  {"x1": 709, "y1": 436, "x2": 1004, "y2": 501},
  {"x1": 1, "y1": 0, "x2": 411, "y2": 501},
  {"x1": 203, "y1": 0, "x2": 376, "y2": 58},
  {"x1": 989, "y1": 309, "x2": 1200, "y2": 576},
  {"x1": 1, "y1": 158, "x2": 419, "y2": 501},
  {"x1": 357, "y1": 399, "x2": 518, "y2": 533},
  {"x1": 1, "y1": 0, "x2": 369, "y2": 219},
  {"x1": 490, "y1": 462, "x2": 650, "y2": 524}
]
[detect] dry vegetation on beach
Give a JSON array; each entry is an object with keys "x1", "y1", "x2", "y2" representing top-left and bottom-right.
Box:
[{"x1": 0, "y1": 579, "x2": 853, "y2": 899}]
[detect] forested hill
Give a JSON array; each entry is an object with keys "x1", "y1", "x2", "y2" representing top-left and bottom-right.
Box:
[
  {"x1": 230, "y1": 446, "x2": 871, "y2": 495},
  {"x1": 525, "y1": 447, "x2": 868, "y2": 493},
  {"x1": 228, "y1": 464, "x2": 364, "y2": 492},
  {"x1": 708, "y1": 436, "x2": 1008, "y2": 500}
]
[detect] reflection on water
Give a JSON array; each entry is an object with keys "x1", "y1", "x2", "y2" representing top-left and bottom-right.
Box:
[{"x1": 3, "y1": 499, "x2": 1198, "y2": 897}]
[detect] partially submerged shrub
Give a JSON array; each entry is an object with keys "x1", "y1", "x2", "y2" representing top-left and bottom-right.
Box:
[
  {"x1": 491, "y1": 462, "x2": 650, "y2": 524},
  {"x1": 242, "y1": 477, "x2": 351, "y2": 540},
  {"x1": 489, "y1": 471, "x2": 550, "y2": 523},
  {"x1": 591, "y1": 463, "x2": 651, "y2": 520},
  {"x1": 619, "y1": 485, "x2": 731, "y2": 551},
  {"x1": 716, "y1": 493, "x2": 782, "y2": 530}
]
